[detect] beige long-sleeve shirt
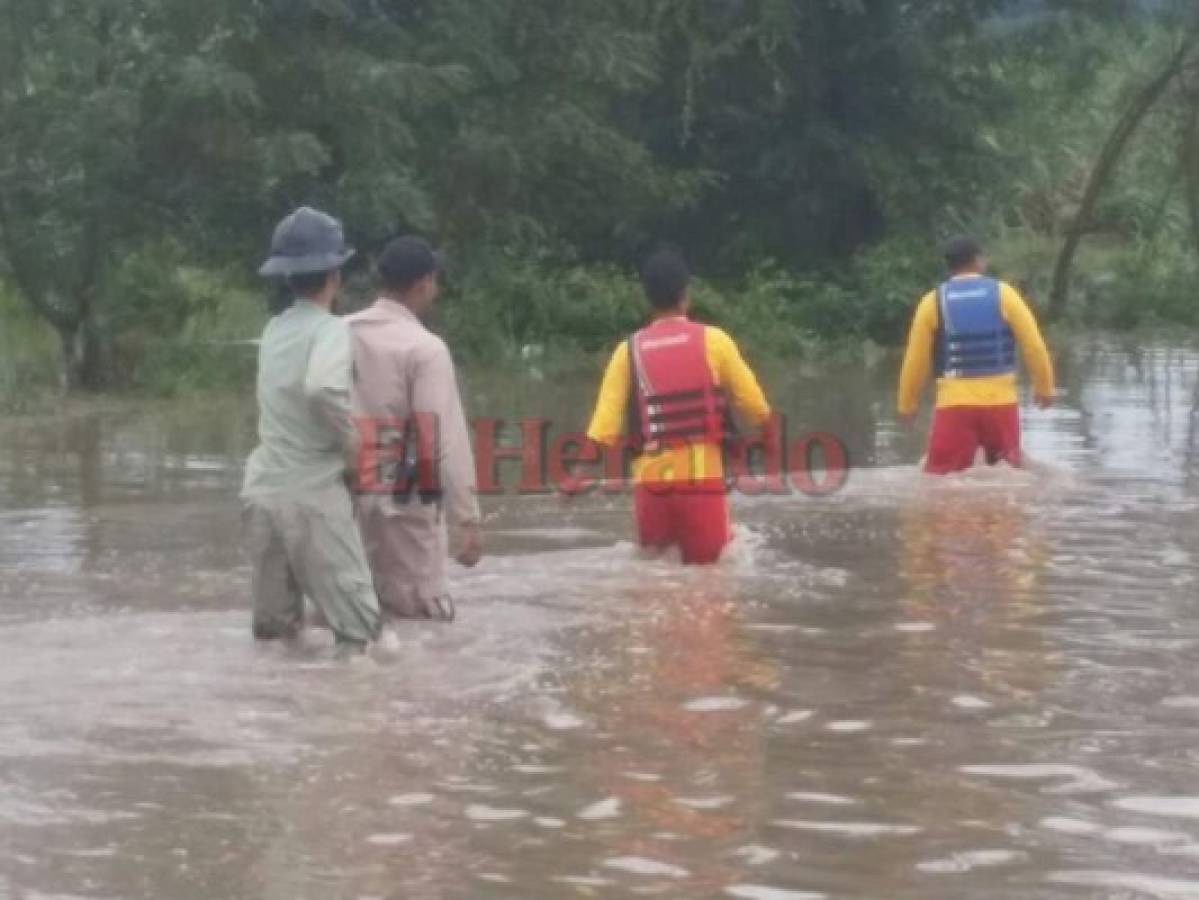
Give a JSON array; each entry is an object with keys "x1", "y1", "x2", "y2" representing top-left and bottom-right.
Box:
[
  {"x1": 242, "y1": 301, "x2": 356, "y2": 499},
  {"x1": 348, "y1": 299, "x2": 480, "y2": 527}
]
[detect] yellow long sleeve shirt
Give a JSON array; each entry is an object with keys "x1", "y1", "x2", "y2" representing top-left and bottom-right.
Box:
[
  {"x1": 897, "y1": 278, "x2": 1055, "y2": 416},
  {"x1": 586, "y1": 322, "x2": 772, "y2": 484}
]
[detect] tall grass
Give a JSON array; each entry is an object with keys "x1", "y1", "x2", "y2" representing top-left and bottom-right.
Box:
[{"x1": 0, "y1": 285, "x2": 62, "y2": 412}]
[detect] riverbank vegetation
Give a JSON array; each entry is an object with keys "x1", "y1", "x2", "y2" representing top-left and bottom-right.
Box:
[{"x1": 0, "y1": 0, "x2": 1196, "y2": 397}]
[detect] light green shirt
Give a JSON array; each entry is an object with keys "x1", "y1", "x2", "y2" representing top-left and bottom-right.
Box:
[{"x1": 242, "y1": 300, "x2": 356, "y2": 498}]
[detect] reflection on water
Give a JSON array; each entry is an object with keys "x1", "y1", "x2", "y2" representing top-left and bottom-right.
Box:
[{"x1": 2, "y1": 337, "x2": 1199, "y2": 899}]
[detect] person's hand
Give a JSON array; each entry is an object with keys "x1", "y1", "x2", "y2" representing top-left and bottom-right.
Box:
[
  {"x1": 455, "y1": 523, "x2": 483, "y2": 568},
  {"x1": 1035, "y1": 393, "x2": 1055, "y2": 410},
  {"x1": 342, "y1": 448, "x2": 361, "y2": 495}
]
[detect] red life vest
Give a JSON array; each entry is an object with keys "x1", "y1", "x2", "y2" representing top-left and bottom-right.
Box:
[{"x1": 627, "y1": 318, "x2": 729, "y2": 450}]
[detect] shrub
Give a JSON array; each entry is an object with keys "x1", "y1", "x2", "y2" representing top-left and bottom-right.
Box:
[
  {"x1": 103, "y1": 247, "x2": 264, "y2": 394},
  {"x1": 438, "y1": 254, "x2": 645, "y2": 361}
]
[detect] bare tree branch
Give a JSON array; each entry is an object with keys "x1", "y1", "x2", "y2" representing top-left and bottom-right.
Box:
[{"x1": 1048, "y1": 28, "x2": 1199, "y2": 320}]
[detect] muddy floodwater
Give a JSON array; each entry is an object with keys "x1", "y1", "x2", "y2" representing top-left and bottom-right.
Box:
[{"x1": 2, "y1": 335, "x2": 1199, "y2": 900}]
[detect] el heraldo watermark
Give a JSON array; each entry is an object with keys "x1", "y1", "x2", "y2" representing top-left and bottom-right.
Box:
[{"x1": 356, "y1": 414, "x2": 849, "y2": 498}]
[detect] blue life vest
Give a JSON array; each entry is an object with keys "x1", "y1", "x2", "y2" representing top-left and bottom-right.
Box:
[{"x1": 933, "y1": 277, "x2": 1017, "y2": 379}]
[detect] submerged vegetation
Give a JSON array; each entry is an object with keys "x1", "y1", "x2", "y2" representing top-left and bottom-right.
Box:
[{"x1": 0, "y1": 0, "x2": 1196, "y2": 396}]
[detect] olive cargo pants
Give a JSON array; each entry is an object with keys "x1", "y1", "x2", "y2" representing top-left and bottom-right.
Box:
[{"x1": 242, "y1": 486, "x2": 382, "y2": 645}]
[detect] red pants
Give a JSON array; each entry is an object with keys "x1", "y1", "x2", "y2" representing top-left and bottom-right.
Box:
[
  {"x1": 926, "y1": 404, "x2": 1022, "y2": 474},
  {"x1": 634, "y1": 480, "x2": 731, "y2": 565}
]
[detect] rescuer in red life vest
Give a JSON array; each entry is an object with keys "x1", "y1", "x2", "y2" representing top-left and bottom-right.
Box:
[{"x1": 585, "y1": 251, "x2": 773, "y2": 565}]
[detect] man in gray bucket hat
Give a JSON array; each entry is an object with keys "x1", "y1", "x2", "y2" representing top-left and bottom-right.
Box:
[
  {"x1": 241, "y1": 206, "x2": 382, "y2": 651},
  {"x1": 257, "y1": 206, "x2": 357, "y2": 278}
]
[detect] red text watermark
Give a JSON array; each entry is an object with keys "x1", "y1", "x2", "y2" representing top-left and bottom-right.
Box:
[{"x1": 355, "y1": 414, "x2": 850, "y2": 498}]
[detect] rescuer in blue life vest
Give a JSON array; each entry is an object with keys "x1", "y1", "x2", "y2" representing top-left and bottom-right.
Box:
[{"x1": 898, "y1": 237, "x2": 1056, "y2": 473}]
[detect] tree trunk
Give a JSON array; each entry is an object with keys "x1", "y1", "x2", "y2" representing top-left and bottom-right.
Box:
[
  {"x1": 1048, "y1": 38, "x2": 1197, "y2": 320},
  {"x1": 1182, "y1": 97, "x2": 1199, "y2": 256},
  {"x1": 57, "y1": 314, "x2": 106, "y2": 393}
]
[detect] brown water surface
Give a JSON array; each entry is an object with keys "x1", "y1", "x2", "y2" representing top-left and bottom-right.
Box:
[{"x1": 2, "y1": 336, "x2": 1199, "y2": 899}]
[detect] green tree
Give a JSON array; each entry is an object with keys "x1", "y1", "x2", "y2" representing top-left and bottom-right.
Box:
[
  {"x1": 0, "y1": 0, "x2": 466, "y2": 389},
  {"x1": 396, "y1": 0, "x2": 699, "y2": 258},
  {"x1": 618, "y1": 0, "x2": 1015, "y2": 273}
]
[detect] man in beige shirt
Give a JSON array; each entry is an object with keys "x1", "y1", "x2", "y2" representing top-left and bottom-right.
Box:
[{"x1": 349, "y1": 237, "x2": 483, "y2": 622}]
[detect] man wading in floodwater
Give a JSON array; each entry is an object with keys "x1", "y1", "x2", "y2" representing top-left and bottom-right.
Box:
[
  {"x1": 241, "y1": 207, "x2": 382, "y2": 651},
  {"x1": 348, "y1": 237, "x2": 482, "y2": 622},
  {"x1": 897, "y1": 237, "x2": 1056, "y2": 474},
  {"x1": 585, "y1": 250, "x2": 772, "y2": 565}
]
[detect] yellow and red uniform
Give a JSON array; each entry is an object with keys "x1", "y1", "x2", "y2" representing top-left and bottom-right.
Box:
[
  {"x1": 586, "y1": 318, "x2": 771, "y2": 562},
  {"x1": 897, "y1": 277, "x2": 1055, "y2": 473}
]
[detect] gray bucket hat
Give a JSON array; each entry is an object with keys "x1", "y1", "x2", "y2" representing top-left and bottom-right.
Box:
[{"x1": 258, "y1": 206, "x2": 356, "y2": 277}]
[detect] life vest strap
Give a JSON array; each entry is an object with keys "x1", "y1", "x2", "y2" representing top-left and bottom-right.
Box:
[
  {"x1": 646, "y1": 424, "x2": 716, "y2": 441},
  {"x1": 948, "y1": 330, "x2": 1014, "y2": 345},
  {"x1": 649, "y1": 407, "x2": 724, "y2": 425},
  {"x1": 648, "y1": 394, "x2": 726, "y2": 425},
  {"x1": 647, "y1": 388, "x2": 707, "y2": 404}
]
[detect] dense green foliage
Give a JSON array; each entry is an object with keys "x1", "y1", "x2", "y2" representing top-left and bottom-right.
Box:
[{"x1": 0, "y1": 0, "x2": 1196, "y2": 393}]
